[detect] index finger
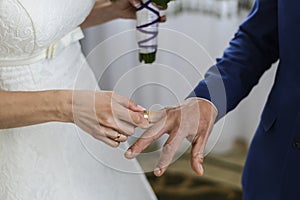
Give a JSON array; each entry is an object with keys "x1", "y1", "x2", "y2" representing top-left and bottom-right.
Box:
[
  {"x1": 125, "y1": 118, "x2": 167, "y2": 159},
  {"x1": 154, "y1": 131, "x2": 184, "y2": 176},
  {"x1": 116, "y1": 105, "x2": 149, "y2": 128},
  {"x1": 112, "y1": 92, "x2": 145, "y2": 112}
]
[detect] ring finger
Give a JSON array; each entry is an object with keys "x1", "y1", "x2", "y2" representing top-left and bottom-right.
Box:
[{"x1": 98, "y1": 126, "x2": 128, "y2": 142}]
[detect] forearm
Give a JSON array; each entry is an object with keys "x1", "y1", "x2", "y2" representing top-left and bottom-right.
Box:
[
  {"x1": 80, "y1": 0, "x2": 117, "y2": 29},
  {"x1": 0, "y1": 90, "x2": 73, "y2": 129}
]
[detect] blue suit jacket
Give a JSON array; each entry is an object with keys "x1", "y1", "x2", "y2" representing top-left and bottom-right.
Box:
[{"x1": 189, "y1": 0, "x2": 300, "y2": 199}]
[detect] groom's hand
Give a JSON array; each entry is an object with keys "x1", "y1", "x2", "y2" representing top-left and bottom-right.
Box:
[{"x1": 125, "y1": 98, "x2": 217, "y2": 176}]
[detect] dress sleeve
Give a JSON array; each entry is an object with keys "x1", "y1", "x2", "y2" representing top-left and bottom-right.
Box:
[{"x1": 187, "y1": 0, "x2": 279, "y2": 120}]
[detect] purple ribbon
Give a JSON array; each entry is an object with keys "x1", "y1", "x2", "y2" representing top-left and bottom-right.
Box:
[{"x1": 136, "y1": 0, "x2": 160, "y2": 49}]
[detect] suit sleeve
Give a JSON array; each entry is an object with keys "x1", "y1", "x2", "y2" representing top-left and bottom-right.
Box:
[{"x1": 187, "y1": 0, "x2": 279, "y2": 120}]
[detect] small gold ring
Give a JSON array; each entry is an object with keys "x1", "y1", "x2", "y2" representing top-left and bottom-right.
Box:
[
  {"x1": 114, "y1": 133, "x2": 121, "y2": 141},
  {"x1": 143, "y1": 110, "x2": 150, "y2": 122}
]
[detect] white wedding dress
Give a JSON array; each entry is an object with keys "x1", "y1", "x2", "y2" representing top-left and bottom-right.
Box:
[{"x1": 0, "y1": 0, "x2": 156, "y2": 199}]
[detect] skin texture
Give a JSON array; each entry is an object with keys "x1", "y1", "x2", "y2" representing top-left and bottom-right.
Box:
[
  {"x1": 0, "y1": 90, "x2": 148, "y2": 147},
  {"x1": 72, "y1": 90, "x2": 148, "y2": 147},
  {"x1": 125, "y1": 98, "x2": 218, "y2": 176},
  {"x1": 81, "y1": 0, "x2": 166, "y2": 29}
]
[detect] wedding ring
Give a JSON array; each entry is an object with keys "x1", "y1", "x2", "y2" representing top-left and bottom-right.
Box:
[
  {"x1": 143, "y1": 110, "x2": 150, "y2": 122},
  {"x1": 114, "y1": 133, "x2": 121, "y2": 141}
]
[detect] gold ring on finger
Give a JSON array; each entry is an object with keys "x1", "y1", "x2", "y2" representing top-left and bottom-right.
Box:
[
  {"x1": 114, "y1": 133, "x2": 122, "y2": 141},
  {"x1": 143, "y1": 110, "x2": 150, "y2": 122}
]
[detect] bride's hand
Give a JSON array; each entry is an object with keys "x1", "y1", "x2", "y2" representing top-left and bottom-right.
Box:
[
  {"x1": 80, "y1": 0, "x2": 166, "y2": 29},
  {"x1": 72, "y1": 90, "x2": 148, "y2": 147},
  {"x1": 112, "y1": 0, "x2": 166, "y2": 21}
]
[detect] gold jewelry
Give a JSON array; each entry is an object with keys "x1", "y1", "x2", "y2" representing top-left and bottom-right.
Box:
[
  {"x1": 114, "y1": 133, "x2": 121, "y2": 141},
  {"x1": 143, "y1": 110, "x2": 150, "y2": 122}
]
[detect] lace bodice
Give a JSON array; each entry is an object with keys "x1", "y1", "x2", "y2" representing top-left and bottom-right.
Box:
[
  {"x1": 0, "y1": 1, "x2": 157, "y2": 200},
  {"x1": 0, "y1": 0, "x2": 94, "y2": 60}
]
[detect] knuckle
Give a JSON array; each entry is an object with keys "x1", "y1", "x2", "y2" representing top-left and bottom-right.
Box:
[
  {"x1": 92, "y1": 133, "x2": 102, "y2": 141},
  {"x1": 157, "y1": 158, "x2": 169, "y2": 169},
  {"x1": 191, "y1": 134, "x2": 201, "y2": 145},
  {"x1": 132, "y1": 140, "x2": 145, "y2": 151},
  {"x1": 162, "y1": 143, "x2": 176, "y2": 155},
  {"x1": 192, "y1": 151, "x2": 204, "y2": 159},
  {"x1": 97, "y1": 128, "x2": 106, "y2": 137},
  {"x1": 104, "y1": 104, "x2": 113, "y2": 114},
  {"x1": 130, "y1": 144, "x2": 139, "y2": 152},
  {"x1": 103, "y1": 118, "x2": 116, "y2": 128},
  {"x1": 132, "y1": 113, "x2": 143, "y2": 124},
  {"x1": 196, "y1": 153, "x2": 205, "y2": 163}
]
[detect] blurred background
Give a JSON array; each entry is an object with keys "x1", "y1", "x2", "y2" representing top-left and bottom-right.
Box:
[{"x1": 81, "y1": 0, "x2": 278, "y2": 199}]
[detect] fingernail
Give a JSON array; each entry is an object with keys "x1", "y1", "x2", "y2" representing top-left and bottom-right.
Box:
[
  {"x1": 199, "y1": 164, "x2": 204, "y2": 175},
  {"x1": 133, "y1": 0, "x2": 141, "y2": 8},
  {"x1": 154, "y1": 167, "x2": 161, "y2": 176},
  {"x1": 137, "y1": 105, "x2": 146, "y2": 110},
  {"x1": 125, "y1": 149, "x2": 133, "y2": 158}
]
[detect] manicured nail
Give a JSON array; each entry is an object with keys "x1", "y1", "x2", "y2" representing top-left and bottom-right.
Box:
[
  {"x1": 154, "y1": 167, "x2": 161, "y2": 176},
  {"x1": 137, "y1": 105, "x2": 146, "y2": 110}
]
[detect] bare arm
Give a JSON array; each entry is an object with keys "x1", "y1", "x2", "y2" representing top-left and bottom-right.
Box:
[
  {"x1": 0, "y1": 90, "x2": 71, "y2": 129},
  {"x1": 0, "y1": 90, "x2": 147, "y2": 147}
]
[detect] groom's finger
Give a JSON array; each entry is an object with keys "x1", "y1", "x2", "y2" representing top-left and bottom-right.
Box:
[
  {"x1": 125, "y1": 118, "x2": 167, "y2": 159},
  {"x1": 148, "y1": 109, "x2": 167, "y2": 123},
  {"x1": 190, "y1": 134, "x2": 206, "y2": 176},
  {"x1": 154, "y1": 132, "x2": 184, "y2": 177}
]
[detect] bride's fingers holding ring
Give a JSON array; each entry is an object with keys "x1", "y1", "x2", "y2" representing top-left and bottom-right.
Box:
[
  {"x1": 115, "y1": 103, "x2": 149, "y2": 129},
  {"x1": 146, "y1": 109, "x2": 167, "y2": 124}
]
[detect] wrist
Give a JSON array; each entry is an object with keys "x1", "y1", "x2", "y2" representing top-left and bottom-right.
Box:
[
  {"x1": 184, "y1": 98, "x2": 218, "y2": 123},
  {"x1": 49, "y1": 90, "x2": 73, "y2": 123},
  {"x1": 187, "y1": 97, "x2": 218, "y2": 117}
]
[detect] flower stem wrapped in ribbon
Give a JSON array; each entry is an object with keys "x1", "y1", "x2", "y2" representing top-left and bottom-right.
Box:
[{"x1": 136, "y1": 0, "x2": 171, "y2": 63}]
